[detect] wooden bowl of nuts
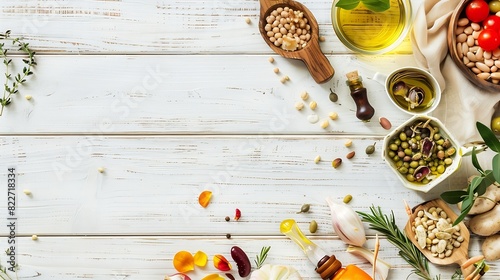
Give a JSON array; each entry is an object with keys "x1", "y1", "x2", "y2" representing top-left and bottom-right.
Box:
[
  {"x1": 258, "y1": 0, "x2": 334, "y2": 84},
  {"x1": 404, "y1": 199, "x2": 474, "y2": 277},
  {"x1": 448, "y1": 0, "x2": 500, "y2": 91}
]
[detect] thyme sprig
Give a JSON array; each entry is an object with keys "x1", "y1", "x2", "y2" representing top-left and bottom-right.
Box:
[
  {"x1": 0, "y1": 30, "x2": 36, "y2": 116},
  {"x1": 254, "y1": 246, "x2": 271, "y2": 269},
  {"x1": 357, "y1": 206, "x2": 440, "y2": 280}
]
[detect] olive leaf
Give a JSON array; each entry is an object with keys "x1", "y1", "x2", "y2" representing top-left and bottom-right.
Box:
[
  {"x1": 335, "y1": 0, "x2": 391, "y2": 12},
  {"x1": 440, "y1": 190, "x2": 467, "y2": 204},
  {"x1": 477, "y1": 121, "x2": 500, "y2": 152},
  {"x1": 362, "y1": 0, "x2": 391, "y2": 12},
  {"x1": 471, "y1": 147, "x2": 484, "y2": 173},
  {"x1": 493, "y1": 153, "x2": 500, "y2": 183},
  {"x1": 335, "y1": 0, "x2": 361, "y2": 10}
]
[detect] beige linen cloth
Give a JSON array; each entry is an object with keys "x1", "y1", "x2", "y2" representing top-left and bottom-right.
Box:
[{"x1": 411, "y1": 0, "x2": 500, "y2": 144}]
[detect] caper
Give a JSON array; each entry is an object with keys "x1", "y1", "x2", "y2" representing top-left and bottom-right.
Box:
[
  {"x1": 366, "y1": 142, "x2": 376, "y2": 154},
  {"x1": 297, "y1": 204, "x2": 310, "y2": 213},
  {"x1": 329, "y1": 88, "x2": 338, "y2": 102},
  {"x1": 309, "y1": 220, "x2": 318, "y2": 233}
]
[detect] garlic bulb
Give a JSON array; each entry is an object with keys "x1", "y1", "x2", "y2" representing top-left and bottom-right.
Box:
[
  {"x1": 249, "y1": 264, "x2": 302, "y2": 280},
  {"x1": 326, "y1": 197, "x2": 366, "y2": 247}
]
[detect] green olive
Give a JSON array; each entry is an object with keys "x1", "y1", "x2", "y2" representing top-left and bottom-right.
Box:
[
  {"x1": 437, "y1": 165, "x2": 445, "y2": 174},
  {"x1": 390, "y1": 144, "x2": 398, "y2": 151},
  {"x1": 410, "y1": 161, "x2": 419, "y2": 168},
  {"x1": 399, "y1": 132, "x2": 407, "y2": 141},
  {"x1": 309, "y1": 220, "x2": 318, "y2": 233},
  {"x1": 490, "y1": 0, "x2": 500, "y2": 13},
  {"x1": 491, "y1": 116, "x2": 500, "y2": 134}
]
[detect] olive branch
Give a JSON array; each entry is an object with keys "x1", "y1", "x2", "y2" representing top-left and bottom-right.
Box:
[{"x1": 0, "y1": 30, "x2": 36, "y2": 116}]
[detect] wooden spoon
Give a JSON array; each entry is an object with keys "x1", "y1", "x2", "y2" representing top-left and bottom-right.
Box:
[
  {"x1": 404, "y1": 199, "x2": 475, "y2": 278},
  {"x1": 258, "y1": 0, "x2": 334, "y2": 84}
]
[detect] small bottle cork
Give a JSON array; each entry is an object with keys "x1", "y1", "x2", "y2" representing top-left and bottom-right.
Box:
[{"x1": 345, "y1": 70, "x2": 360, "y2": 82}]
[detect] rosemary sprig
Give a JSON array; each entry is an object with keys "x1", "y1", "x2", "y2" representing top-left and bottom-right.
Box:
[
  {"x1": 357, "y1": 206, "x2": 440, "y2": 280},
  {"x1": 0, "y1": 30, "x2": 36, "y2": 116},
  {"x1": 254, "y1": 246, "x2": 271, "y2": 269}
]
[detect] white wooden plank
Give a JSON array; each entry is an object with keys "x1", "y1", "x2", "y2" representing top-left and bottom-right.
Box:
[
  {"x1": 0, "y1": 54, "x2": 418, "y2": 134},
  {"x1": 0, "y1": 0, "x2": 414, "y2": 54},
  {"x1": 0, "y1": 135, "x2": 472, "y2": 235},
  {"x1": 0, "y1": 236, "x2": 495, "y2": 280}
]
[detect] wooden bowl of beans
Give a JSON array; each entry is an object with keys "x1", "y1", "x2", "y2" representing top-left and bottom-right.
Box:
[{"x1": 448, "y1": 0, "x2": 500, "y2": 91}]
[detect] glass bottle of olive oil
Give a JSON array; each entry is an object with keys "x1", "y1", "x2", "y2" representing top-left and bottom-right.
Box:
[{"x1": 333, "y1": 0, "x2": 410, "y2": 54}]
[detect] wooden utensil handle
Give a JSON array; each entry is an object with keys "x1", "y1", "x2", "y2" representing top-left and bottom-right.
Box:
[{"x1": 301, "y1": 41, "x2": 334, "y2": 84}]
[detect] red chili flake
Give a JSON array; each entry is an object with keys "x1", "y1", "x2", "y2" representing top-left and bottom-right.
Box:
[{"x1": 234, "y1": 208, "x2": 241, "y2": 221}]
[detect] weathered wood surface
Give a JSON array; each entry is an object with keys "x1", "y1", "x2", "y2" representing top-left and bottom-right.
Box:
[{"x1": 0, "y1": 0, "x2": 498, "y2": 279}]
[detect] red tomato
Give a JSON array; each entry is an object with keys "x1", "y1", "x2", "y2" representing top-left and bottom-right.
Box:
[
  {"x1": 466, "y1": 0, "x2": 490, "y2": 22},
  {"x1": 478, "y1": 29, "x2": 500, "y2": 51},
  {"x1": 483, "y1": 15, "x2": 500, "y2": 31}
]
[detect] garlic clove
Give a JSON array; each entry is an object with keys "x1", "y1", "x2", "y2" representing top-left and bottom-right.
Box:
[
  {"x1": 346, "y1": 245, "x2": 391, "y2": 280},
  {"x1": 249, "y1": 264, "x2": 303, "y2": 280},
  {"x1": 326, "y1": 197, "x2": 366, "y2": 247}
]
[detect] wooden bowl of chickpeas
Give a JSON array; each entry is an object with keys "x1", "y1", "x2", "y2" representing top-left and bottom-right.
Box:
[
  {"x1": 258, "y1": 0, "x2": 334, "y2": 84},
  {"x1": 448, "y1": 0, "x2": 500, "y2": 91}
]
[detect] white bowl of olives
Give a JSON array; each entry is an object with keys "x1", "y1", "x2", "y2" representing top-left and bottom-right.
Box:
[{"x1": 382, "y1": 115, "x2": 481, "y2": 193}]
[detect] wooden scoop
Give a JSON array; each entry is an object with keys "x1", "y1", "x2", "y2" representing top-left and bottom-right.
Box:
[
  {"x1": 258, "y1": 0, "x2": 334, "y2": 84},
  {"x1": 404, "y1": 199, "x2": 475, "y2": 278}
]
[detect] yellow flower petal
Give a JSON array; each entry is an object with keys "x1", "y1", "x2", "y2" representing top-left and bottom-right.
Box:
[
  {"x1": 193, "y1": 250, "x2": 208, "y2": 267},
  {"x1": 173, "y1": 251, "x2": 194, "y2": 273},
  {"x1": 201, "y1": 274, "x2": 225, "y2": 280}
]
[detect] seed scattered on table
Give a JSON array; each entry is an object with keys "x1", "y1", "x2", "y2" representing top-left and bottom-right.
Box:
[
  {"x1": 344, "y1": 139, "x2": 352, "y2": 147},
  {"x1": 31, "y1": 234, "x2": 38, "y2": 241},
  {"x1": 97, "y1": 167, "x2": 105, "y2": 173},
  {"x1": 314, "y1": 155, "x2": 321, "y2": 164},
  {"x1": 280, "y1": 77, "x2": 287, "y2": 83},
  {"x1": 307, "y1": 114, "x2": 319, "y2": 124},
  {"x1": 379, "y1": 117, "x2": 392, "y2": 130},
  {"x1": 273, "y1": 67, "x2": 280, "y2": 73},
  {"x1": 226, "y1": 233, "x2": 232, "y2": 239},
  {"x1": 320, "y1": 120, "x2": 329, "y2": 129},
  {"x1": 343, "y1": 194, "x2": 353, "y2": 204},
  {"x1": 329, "y1": 112, "x2": 338, "y2": 120},
  {"x1": 300, "y1": 91, "x2": 309, "y2": 100},
  {"x1": 225, "y1": 216, "x2": 230, "y2": 222},
  {"x1": 309, "y1": 101, "x2": 317, "y2": 110},
  {"x1": 346, "y1": 151, "x2": 355, "y2": 159},
  {"x1": 23, "y1": 189, "x2": 32, "y2": 195},
  {"x1": 297, "y1": 204, "x2": 310, "y2": 213},
  {"x1": 295, "y1": 102, "x2": 304, "y2": 111},
  {"x1": 245, "y1": 17, "x2": 251, "y2": 24},
  {"x1": 332, "y1": 158, "x2": 342, "y2": 168},
  {"x1": 268, "y1": 57, "x2": 275, "y2": 63},
  {"x1": 319, "y1": 36, "x2": 326, "y2": 42},
  {"x1": 25, "y1": 95, "x2": 32, "y2": 100}
]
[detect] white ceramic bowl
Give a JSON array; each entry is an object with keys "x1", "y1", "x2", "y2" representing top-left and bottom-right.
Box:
[{"x1": 382, "y1": 115, "x2": 465, "y2": 193}]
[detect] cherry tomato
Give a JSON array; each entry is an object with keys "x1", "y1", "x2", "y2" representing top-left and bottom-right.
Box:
[
  {"x1": 466, "y1": 0, "x2": 490, "y2": 22},
  {"x1": 490, "y1": 0, "x2": 500, "y2": 13},
  {"x1": 483, "y1": 15, "x2": 500, "y2": 31},
  {"x1": 478, "y1": 29, "x2": 500, "y2": 51}
]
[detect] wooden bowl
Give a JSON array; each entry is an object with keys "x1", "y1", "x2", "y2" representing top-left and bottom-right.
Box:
[
  {"x1": 404, "y1": 199, "x2": 475, "y2": 278},
  {"x1": 448, "y1": 0, "x2": 500, "y2": 91},
  {"x1": 258, "y1": 0, "x2": 334, "y2": 84}
]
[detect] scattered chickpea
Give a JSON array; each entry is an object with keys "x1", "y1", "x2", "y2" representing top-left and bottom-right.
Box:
[
  {"x1": 344, "y1": 139, "x2": 353, "y2": 147},
  {"x1": 273, "y1": 67, "x2": 280, "y2": 73},
  {"x1": 268, "y1": 57, "x2": 275, "y2": 63},
  {"x1": 245, "y1": 17, "x2": 251, "y2": 24},
  {"x1": 295, "y1": 102, "x2": 305, "y2": 111},
  {"x1": 98, "y1": 167, "x2": 105, "y2": 173},
  {"x1": 280, "y1": 77, "x2": 287, "y2": 83},
  {"x1": 329, "y1": 112, "x2": 338, "y2": 120},
  {"x1": 309, "y1": 101, "x2": 317, "y2": 110},
  {"x1": 23, "y1": 189, "x2": 32, "y2": 195},
  {"x1": 314, "y1": 155, "x2": 321, "y2": 164},
  {"x1": 319, "y1": 36, "x2": 326, "y2": 42},
  {"x1": 25, "y1": 95, "x2": 32, "y2": 100},
  {"x1": 31, "y1": 234, "x2": 38, "y2": 241},
  {"x1": 284, "y1": 75, "x2": 290, "y2": 81},
  {"x1": 300, "y1": 91, "x2": 309, "y2": 100},
  {"x1": 320, "y1": 120, "x2": 329, "y2": 129}
]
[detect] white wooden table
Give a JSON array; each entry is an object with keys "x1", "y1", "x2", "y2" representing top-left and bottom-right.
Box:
[{"x1": 0, "y1": 0, "x2": 498, "y2": 279}]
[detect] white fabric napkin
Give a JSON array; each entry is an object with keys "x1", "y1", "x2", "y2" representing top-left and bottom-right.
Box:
[{"x1": 411, "y1": 0, "x2": 500, "y2": 144}]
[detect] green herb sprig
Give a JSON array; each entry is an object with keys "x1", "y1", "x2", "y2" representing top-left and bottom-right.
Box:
[
  {"x1": 254, "y1": 246, "x2": 271, "y2": 269},
  {"x1": 357, "y1": 206, "x2": 440, "y2": 280},
  {"x1": 441, "y1": 122, "x2": 500, "y2": 225},
  {"x1": 0, "y1": 30, "x2": 36, "y2": 116},
  {"x1": 336, "y1": 0, "x2": 391, "y2": 13}
]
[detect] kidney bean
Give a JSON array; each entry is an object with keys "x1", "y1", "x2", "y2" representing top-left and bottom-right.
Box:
[{"x1": 230, "y1": 246, "x2": 251, "y2": 277}]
